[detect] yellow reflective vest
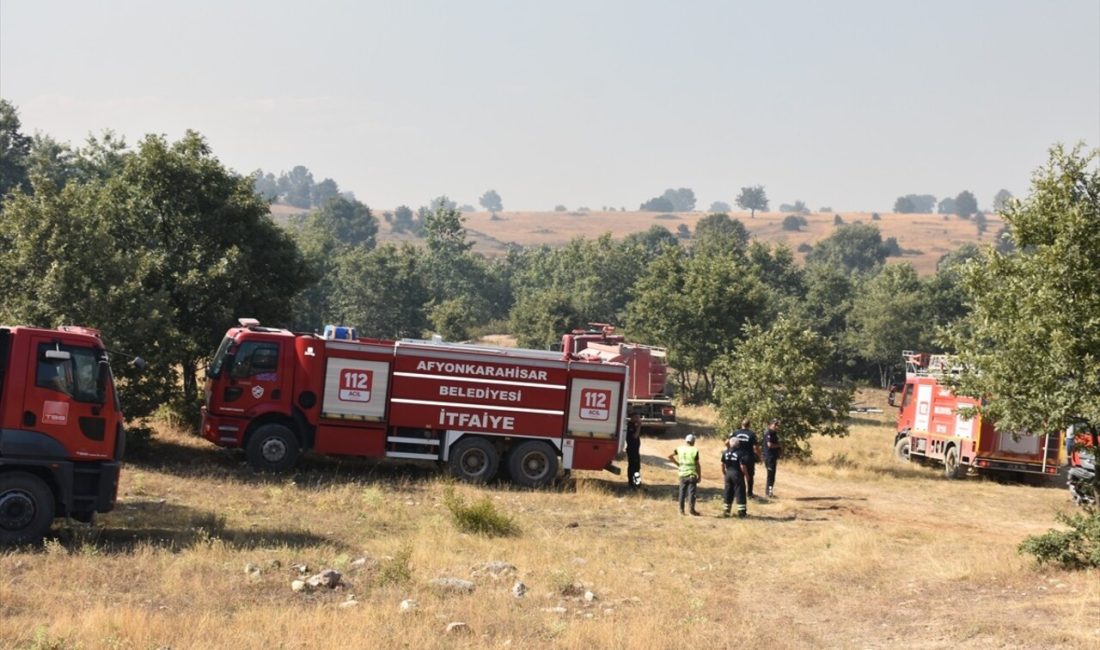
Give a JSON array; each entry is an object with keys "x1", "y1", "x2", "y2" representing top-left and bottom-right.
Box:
[{"x1": 676, "y1": 445, "x2": 700, "y2": 479}]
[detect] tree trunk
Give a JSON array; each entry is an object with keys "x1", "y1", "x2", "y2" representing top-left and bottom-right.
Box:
[{"x1": 182, "y1": 360, "x2": 197, "y2": 404}]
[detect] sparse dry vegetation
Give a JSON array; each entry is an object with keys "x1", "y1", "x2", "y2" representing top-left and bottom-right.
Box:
[
  {"x1": 1, "y1": 390, "x2": 1096, "y2": 649},
  {"x1": 391, "y1": 209, "x2": 1005, "y2": 275}
]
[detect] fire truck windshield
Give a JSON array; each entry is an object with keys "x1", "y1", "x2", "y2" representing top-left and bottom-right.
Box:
[
  {"x1": 36, "y1": 344, "x2": 107, "y2": 403},
  {"x1": 207, "y1": 336, "x2": 235, "y2": 379}
]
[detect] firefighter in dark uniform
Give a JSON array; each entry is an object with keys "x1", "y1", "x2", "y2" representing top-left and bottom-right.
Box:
[
  {"x1": 721, "y1": 435, "x2": 747, "y2": 518},
  {"x1": 732, "y1": 419, "x2": 761, "y2": 498},
  {"x1": 626, "y1": 413, "x2": 642, "y2": 489},
  {"x1": 763, "y1": 419, "x2": 782, "y2": 497}
]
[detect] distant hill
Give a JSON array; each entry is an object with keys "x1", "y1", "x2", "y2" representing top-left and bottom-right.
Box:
[{"x1": 270, "y1": 204, "x2": 1000, "y2": 276}]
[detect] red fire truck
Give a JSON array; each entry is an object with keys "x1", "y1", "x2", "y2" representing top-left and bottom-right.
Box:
[
  {"x1": 1066, "y1": 424, "x2": 1096, "y2": 506},
  {"x1": 892, "y1": 351, "x2": 1061, "y2": 478},
  {"x1": 556, "y1": 324, "x2": 676, "y2": 427},
  {"x1": 200, "y1": 320, "x2": 629, "y2": 487},
  {"x1": 0, "y1": 325, "x2": 126, "y2": 545}
]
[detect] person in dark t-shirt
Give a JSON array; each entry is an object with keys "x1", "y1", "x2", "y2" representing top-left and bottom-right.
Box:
[
  {"x1": 732, "y1": 420, "x2": 760, "y2": 498},
  {"x1": 626, "y1": 413, "x2": 642, "y2": 488},
  {"x1": 721, "y1": 437, "x2": 747, "y2": 518},
  {"x1": 763, "y1": 419, "x2": 783, "y2": 498}
]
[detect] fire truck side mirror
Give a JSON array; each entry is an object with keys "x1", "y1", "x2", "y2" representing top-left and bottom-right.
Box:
[{"x1": 130, "y1": 356, "x2": 147, "y2": 372}]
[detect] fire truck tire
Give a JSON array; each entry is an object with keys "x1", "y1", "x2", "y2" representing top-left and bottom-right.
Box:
[
  {"x1": 508, "y1": 440, "x2": 559, "y2": 488},
  {"x1": 0, "y1": 472, "x2": 55, "y2": 546},
  {"x1": 246, "y1": 424, "x2": 301, "y2": 473},
  {"x1": 448, "y1": 436, "x2": 499, "y2": 483},
  {"x1": 893, "y1": 437, "x2": 911, "y2": 462},
  {"x1": 943, "y1": 446, "x2": 962, "y2": 479}
]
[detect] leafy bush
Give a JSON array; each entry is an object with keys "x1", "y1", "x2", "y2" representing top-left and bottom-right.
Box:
[
  {"x1": 374, "y1": 545, "x2": 413, "y2": 586},
  {"x1": 1019, "y1": 509, "x2": 1100, "y2": 569},
  {"x1": 443, "y1": 487, "x2": 519, "y2": 537},
  {"x1": 782, "y1": 215, "x2": 807, "y2": 231}
]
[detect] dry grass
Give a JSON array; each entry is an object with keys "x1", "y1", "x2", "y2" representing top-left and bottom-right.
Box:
[
  {"x1": 2, "y1": 391, "x2": 1096, "y2": 649},
  {"x1": 375, "y1": 209, "x2": 1003, "y2": 275}
]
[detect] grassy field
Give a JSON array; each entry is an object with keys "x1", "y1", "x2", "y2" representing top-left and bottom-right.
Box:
[
  {"x1": 270, "y1": 204, "x2": 1000, "y2": 276},
  {"x1": 2, "y1": 390, "x2": 1095, "y2": 649}
]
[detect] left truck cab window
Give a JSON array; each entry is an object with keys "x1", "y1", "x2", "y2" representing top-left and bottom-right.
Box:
[{"x1": 36, "y1": 344, "x2": 103, "y2": 402}]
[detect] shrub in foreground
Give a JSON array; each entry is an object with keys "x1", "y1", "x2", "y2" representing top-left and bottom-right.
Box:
[
  {"x1": 443, "y1": 487, "x2": 519, "y2": 537},
  {"x1": 1018, "y1": 508, "x2": 1100, "y2": 569}
]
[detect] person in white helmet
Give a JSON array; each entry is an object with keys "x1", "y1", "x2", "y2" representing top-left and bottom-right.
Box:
[{"x1": 668, "y1": 433, "x2": 702, "y2": 516}]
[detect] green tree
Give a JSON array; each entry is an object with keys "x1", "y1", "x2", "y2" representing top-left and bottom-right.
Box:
[
  {"x1": 804, "y1": 223, "x2": 889, "y2": 275},
  {"x1": 955, "y1": 190, "x2": 978, "y2": 218},
  {"x1": 0, "y1": 98, "x2": 32, "y2": 199},
  {"x1": 661, "y1": 187, "x2": 696, "y2": 211},
  {"x1": 279, "y1": 165, "x2": 314, "y2": 208},
  {"x1": 627, "y1": 244, "x2": 772, "y2": 401},
  {"x1": 311, "y1": 178, "x2": 341, "y2": 207},
  {"x1": 937, "y1": 196, "x2": 957, "y2": 214},
  {"x1": 736, "y1": 185, "x2": 768, "y2": 217},
  {"x1": 639, "y1": 195, "x2": 675, "y2": 212},
  {"x1": 331, "y1": 244, "x2": 429, "y2": 338},
  {"x1": 308, "y1": 196, "x2": 378, "y2": 249},
  {"x1": 781, "y1": 215, "x2": 808, "y2": 231},
  {"x1": 478, "y1": 189, "x2": 503, "y2": 214},
  {"x1": 711, "y1": 317, "x2": 853, "y2": 459},
  {"x1": 846, "y1": 263, "x2": 926, "y2": 387},
  {"x1": 942, "y1": 145, "x2": 1100, "y2": 442},
  {"x1": 992, "y1": 188, "x2": 1013, "y2": 212},
  {"x1": 693, "y1": 212, "x2": 749, "y2": 254},
  {"x1": 709, "y1": 201, "x2": 731, "y2": 212}
]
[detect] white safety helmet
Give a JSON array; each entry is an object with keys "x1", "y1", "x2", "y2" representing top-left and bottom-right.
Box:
[{"x1": 685, "y1": 434, "x2": 696, "y2": 443}]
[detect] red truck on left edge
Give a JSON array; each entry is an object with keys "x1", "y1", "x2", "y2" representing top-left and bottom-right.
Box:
[
  {"x1": 201, "y1": 319, "x2": 629, "y2": 487},
  {"x1": 1, "y1": 325, "x2": 126, "y2": 545}
]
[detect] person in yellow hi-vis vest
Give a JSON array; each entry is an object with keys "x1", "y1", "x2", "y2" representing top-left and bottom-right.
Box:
[{"x1": 667, "y1": 434, "x2": 702, "y2": 516}]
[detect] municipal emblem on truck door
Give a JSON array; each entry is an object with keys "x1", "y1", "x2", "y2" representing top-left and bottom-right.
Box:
[
  {"x1": 579, "y1": 388, "x2": 611, "y2": 421},
  {"x1": 339, "y1": 369, "x2": 372, "y2": 402},
  {"x1": 251, "y1": 385, "x2": 265, "y2": 399}
]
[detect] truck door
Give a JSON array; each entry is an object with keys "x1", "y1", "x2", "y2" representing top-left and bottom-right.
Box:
[
  {"x1": 913, "y1": 383, "x2": 933, "y2": 433},
  {"x1": 223, "y1": 340, "x2": 283, "y2": 414},
  {"x1": 25, "y1": 338, "x2": 113, "y2": 459}
]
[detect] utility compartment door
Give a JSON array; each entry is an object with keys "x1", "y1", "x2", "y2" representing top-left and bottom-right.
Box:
[
  {"x1": 321, "y1": 358, "x2": 390, "y2": 421},
  {"x1": 913, "y1": 383, "x2": 933, "y2": 433},
  {"x1": 566, "y1": 377, "x2": 622, "y2": 439}
]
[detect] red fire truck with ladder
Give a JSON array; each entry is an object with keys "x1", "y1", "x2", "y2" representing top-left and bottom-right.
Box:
[
  {"x1": 554, "y1": 324, "x2": 676, "y2": 428},
  {"x1": 891, "y1": 351, "x2": 1061, "y2": 478},
  {"x1": 0, "y1": 325, "x2": 128, "y2": 545},
  {"x1": 200, "y1": 320, "x2": 629, "y2": 487}
]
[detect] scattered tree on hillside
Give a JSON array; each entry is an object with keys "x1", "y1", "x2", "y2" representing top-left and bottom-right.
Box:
[
  {"x1": 955, "y1": 190, "x2": 978, "y2": 218},
  {"x1": 662, "y1": 188, "x2": 696, "y2": 211},
  {"x1": 278, "y1": 165, "x2": 315, "y2": 208},
  {"x1": 973, "y1": 211, "x2": 988, "y2": 236},
  {"x1": 709, "y1": 200, "x2": 731, "y2": 212},
  {"x1": 676, "y1": 223, "x2": 691, "y2": 239},
  {"x1": 694, "y1": 212, "x2": 750, "y2": 254},
  {"x1": 992, "y1": 188, "x2": 1013, "y2": 213},
  {"x1": 479, "y1": 189, "x2": 503, "y2": 214},
  {"x1": 782, "y1": 215, "x2": 808, "y2": 231},
  {"x1": 893, "y1": 194, "x2": 936, "y2": 213},
  {"x1": 779, "y1": 200, "x2": 810, "y2": 214},
  {"x1": 736, "y1": 185, "x2": 768, "y2": 218},
  {"x1": 833, "y1": 214, "x2": 844, "y2": 226},
  {"x1": 312, "y1": 178, "x2": 341, "y2": 206},
  {"x1": 937, "y1": 196, "x2": 957, "y2": 214},
  {"x1": 554, "y1": 204, "x2": 567, "y2": 212},
  {"x1": 639, "y1": 195, "x2": 675, "y2": 212}
]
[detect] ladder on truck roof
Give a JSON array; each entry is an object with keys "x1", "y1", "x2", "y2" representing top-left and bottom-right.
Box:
[{"x1": 903, "y1": 350, "x2": 961, "y2": 379}]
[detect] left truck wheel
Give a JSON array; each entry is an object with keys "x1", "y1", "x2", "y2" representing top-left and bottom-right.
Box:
[
  {"x1": 246, "y1": 424, "x2": 301, "y2": 472},
  {"x1": 0, "y1": 472, "x2": 55, "y2": 546}
]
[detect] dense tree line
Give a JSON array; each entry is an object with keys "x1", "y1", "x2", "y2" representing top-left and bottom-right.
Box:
[{"x1": 4, "y1": 100, "x2": 1086, "y2": 460}]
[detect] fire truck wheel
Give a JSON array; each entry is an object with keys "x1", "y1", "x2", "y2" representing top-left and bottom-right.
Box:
[
  {"x1": 246, "y1": 424, "x2": 301, "y2": 473},
  {"x1": 508, "y1": 441, "x2": 559, "y2": 488},
  {"x1": 0, "y1": 472, "x2": 55, "y2": 546},
  {"x1": 893, "y1": 437, "x2": 911, "y2": 462},
  {"x1": 943, "y1": 446, "x2": 962, "y2": 479},
  {"x1": 448, "y1": 437, "x2": 499, "y2": 483}
]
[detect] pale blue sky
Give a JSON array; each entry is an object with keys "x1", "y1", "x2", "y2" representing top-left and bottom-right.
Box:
[{"x1": 1, "y1": 0, "x2": 1097, "y2": 212}]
